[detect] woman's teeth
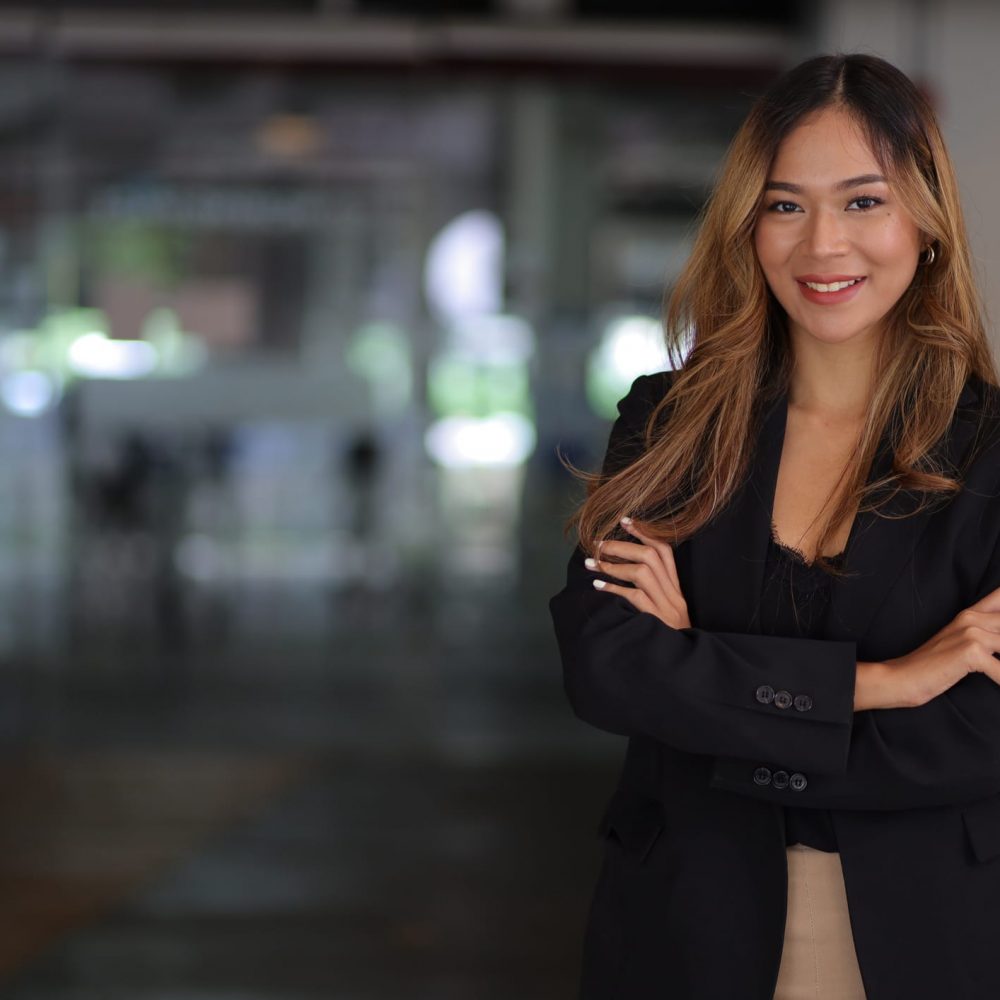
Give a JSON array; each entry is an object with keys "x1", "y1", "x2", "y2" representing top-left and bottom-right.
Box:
[{"x1": 802, "y1": 278, "x2": 863, "y2": 292}]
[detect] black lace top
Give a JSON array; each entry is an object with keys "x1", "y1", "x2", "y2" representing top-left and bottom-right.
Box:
[{"x1": 760, "y1": 520, "x2": 844, "y2": 853}]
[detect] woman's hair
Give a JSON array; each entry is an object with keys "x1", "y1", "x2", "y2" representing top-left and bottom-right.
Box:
[{"x1": 566, "y1": 52, "x2": 1000, "y2": 576}]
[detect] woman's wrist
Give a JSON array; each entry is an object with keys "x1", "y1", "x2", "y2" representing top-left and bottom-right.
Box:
[{"x1": 854, "y1": 659, "x2": 916, "y2": 711}]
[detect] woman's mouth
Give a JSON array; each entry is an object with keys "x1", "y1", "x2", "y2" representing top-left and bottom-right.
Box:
[{"x1": 795, "y1": 275, "x2": 866, "y2": 304}]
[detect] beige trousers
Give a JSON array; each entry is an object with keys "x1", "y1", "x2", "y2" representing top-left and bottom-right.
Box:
[{"x1": 772, "y1": 844, "x2": 868, "y2": 1000}]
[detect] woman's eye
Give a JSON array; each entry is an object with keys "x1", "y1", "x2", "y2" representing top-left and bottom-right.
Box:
[
  {"x1": 768, "y1": 201, "x2": 800, "y2": 214},
  {"x1": 849, "y1": 195, "x2": 884, "y2": 211}
]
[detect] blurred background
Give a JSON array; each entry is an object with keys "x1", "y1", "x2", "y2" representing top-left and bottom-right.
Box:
[{"x1": 0, "y1": 1, "x2": 996, "y2": 997}]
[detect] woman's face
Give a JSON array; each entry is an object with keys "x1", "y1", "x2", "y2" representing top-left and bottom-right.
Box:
[{"x1": 753, "y1": 106, "x2": 925, "y2": 350}]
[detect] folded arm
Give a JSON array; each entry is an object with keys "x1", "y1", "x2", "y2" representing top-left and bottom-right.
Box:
[{"x1": 551, "y1": 371, "x2": 1000, "y2": 811}]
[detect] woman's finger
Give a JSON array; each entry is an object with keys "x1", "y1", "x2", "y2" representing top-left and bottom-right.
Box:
[
  {"x1": 620, "y1": 516, "x2": 684, "y2": 600},
  {"x1": 960, "y1": 609, "x2": 1000, "y2": 634},
  {"x1": 597, "y1": 538, "x2": 674, "y2": 597},
  {"x1": 587, "y1": 555, "x2": 668, "y2": 602},
  {"x1": 593, "y1": 574, "x2": 688, "y2": 628},
  {"x1": 588, "y1": 554, "x2": 685, "y2": 622},
  {"x1": 969, "y1": 585, "x2": 1000, "y2": 613},
  {"x1": 597, "y1": 538, "x2": 650, "y2": 563},
  {"x1": 592, "y1": 578, "x2": 655, "y2": 616}
]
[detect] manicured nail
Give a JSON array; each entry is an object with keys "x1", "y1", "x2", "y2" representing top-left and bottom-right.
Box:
[
  {"x1": 593, "y1": 579, "x2": 607, "y2": 589},
  {"x1": 621, "y1": 516, "x2": 632, "y2": 526},
  {"x1": 584, "y1": 557, "x2": 598, "y2": 569}
]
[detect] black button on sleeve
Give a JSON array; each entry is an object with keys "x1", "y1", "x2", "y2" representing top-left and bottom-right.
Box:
[
  {"x1": 793, "y1": 694, "x2": 813, "y2": 712},
  {"x1": 773, "y1": 690, "x2": 793, "y2": 709},
  {"x1": 753, "y1": 767, "x2": 772, "y2": 786},
  {"x1": 772, "y1": 770, "x2": 790, "y2": 790},
  {"x1": 789, "y1": 772, "x2": 808, "y2": 792},
  {"x1": 755, "y1": 684, "x2": 775, "y2": 705}
]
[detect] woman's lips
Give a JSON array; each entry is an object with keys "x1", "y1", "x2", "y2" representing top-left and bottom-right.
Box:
[{"x1": 796, "y1": 275, "x2": 867, "y2": 305}]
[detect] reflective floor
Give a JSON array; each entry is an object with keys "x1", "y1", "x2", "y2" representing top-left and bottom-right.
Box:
[{"x1": 0, "y1": 560, "x2": 623, "y2": 998}]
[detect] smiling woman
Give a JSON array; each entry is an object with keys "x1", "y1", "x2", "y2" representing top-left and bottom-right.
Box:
[
  {"x1": 550, "y1": 52, "x2": 1000, "y2": 1000},
  {"x1": 755, "y1": 110, "x2": 925, "y2": 346}
]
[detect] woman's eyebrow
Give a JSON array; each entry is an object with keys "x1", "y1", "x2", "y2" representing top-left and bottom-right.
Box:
[{"x1": 764, "y1": 174, "x2": 888, "y2": 194}]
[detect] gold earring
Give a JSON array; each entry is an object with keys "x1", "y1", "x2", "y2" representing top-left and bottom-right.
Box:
[{"x1": 920, "y1": 244, "x2": 936, "y2": 265}]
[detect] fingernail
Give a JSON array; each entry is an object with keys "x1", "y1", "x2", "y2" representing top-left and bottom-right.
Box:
[
  {"x1": 593, "y1": 579, "x2": 606, "y2": 590},
  {"x1": 584, "y1": 557, "x2": 598, "y2": 569},
  {"x1": 620, "y1": 516, "x2": 632, "y2": 526}
]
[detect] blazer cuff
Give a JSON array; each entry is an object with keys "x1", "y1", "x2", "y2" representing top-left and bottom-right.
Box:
[{"x1": 708, "y1": 719, "x2": 854, "y2": 803}]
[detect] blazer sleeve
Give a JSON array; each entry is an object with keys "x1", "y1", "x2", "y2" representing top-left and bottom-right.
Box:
[
  {"x1": 711, "y1": 521, "x2": 1000, "y2": 811},
  {"x1": 549, "y1": 372, "x2": 860, "y2": 776}
]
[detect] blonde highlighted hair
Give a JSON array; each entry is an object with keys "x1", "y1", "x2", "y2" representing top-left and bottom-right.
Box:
[{"x1": 565, "y1": 52, "x2": 999, "y2": 577}]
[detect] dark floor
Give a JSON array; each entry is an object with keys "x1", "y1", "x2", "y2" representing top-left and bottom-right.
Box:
[{"x1": 0, "y1": 563, "x2": 625, "y2": 997}]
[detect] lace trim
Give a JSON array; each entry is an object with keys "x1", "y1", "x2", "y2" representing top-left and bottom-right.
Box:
[{"x1": 769, "y1": 519, "x2": 846, "y2": 569}]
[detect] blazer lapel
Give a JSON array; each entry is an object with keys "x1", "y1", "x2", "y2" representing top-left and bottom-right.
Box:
[
  {"x1": 685, "y1": 377, "x2": 980, "y2": 641},
  {"x1": 828, "y1": 377, "x2": 979, "y2": 641},
  {"x1": 686, "y1": 387, "x2": 787, "y2": 634}
]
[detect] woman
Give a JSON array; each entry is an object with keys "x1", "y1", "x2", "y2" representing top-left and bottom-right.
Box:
[{"x1": 549, "y1": 53, "x2": 1000, "y2": 1000}]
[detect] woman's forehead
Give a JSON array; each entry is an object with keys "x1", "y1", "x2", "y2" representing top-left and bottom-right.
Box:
[{"x1": 768, "y1": 109, "x2": 884, "y2": 186}]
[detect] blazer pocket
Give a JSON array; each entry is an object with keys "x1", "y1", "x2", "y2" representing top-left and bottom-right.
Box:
[
  {"x1": 962, "y1": 792, "x2": 1000, "y2": 863},
  {"x1": 596, "y1": 788, "x2": 664, "y2": 864}
]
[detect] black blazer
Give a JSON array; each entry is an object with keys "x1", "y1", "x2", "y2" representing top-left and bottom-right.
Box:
[{"x1": 549, "y1": 369, "x2": 1000, "y2": 1000}]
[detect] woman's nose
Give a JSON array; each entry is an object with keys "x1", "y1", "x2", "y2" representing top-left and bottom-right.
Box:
[{"x1": 804, "y1": 208, "x2": 849, "y2": 257}]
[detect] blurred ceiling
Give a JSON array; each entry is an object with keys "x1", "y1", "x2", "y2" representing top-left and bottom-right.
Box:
[
  {"x1": 0, "y1": 0, "x2": 798, "y2": 22},
  {"x1": 0, "y1": 3, "x2": 798, "y2": 79}
]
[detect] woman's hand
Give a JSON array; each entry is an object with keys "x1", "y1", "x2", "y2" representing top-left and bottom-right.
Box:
[
  {"x1": 585, "y1": 516, "x2": 692, "y2": 630},
  {"x1": 885, "y1": 585, "x2": 1000, "y2": 708}
]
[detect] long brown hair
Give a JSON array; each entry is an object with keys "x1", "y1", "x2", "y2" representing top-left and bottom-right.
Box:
[{"x1": 565, "y1": 52, "x2": 1000, "y2": 577}]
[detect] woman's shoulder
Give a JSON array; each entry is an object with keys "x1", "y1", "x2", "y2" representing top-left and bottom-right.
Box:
[
  {"x1": 601, "y1": 369, "x2": 678, "y2": 478},
  {"x1": 616, "y1": 368, "x2": 677, "y2": 425},
  {"x1": 959, "y1": 372, "x2": 1000, "y2": 414},
  {"x1": 955, "y1": 373, "x2": 1000, "y2": 479}
]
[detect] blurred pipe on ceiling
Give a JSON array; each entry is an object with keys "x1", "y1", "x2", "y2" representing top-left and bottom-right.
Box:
[{"x1": 0, "y1": 10, "x2": 792, "y2": 80}]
